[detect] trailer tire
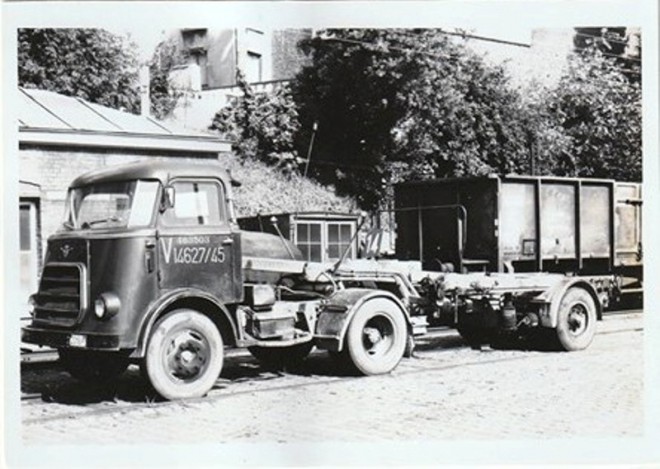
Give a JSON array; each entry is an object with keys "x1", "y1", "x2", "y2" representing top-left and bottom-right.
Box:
[
  {"x1": 344, "y1": 298, "x2": 407, "y2": 375},
  {"x1": 58, "y1": 349, "x2": 129, "y2": 383},
  {"x1": 144, "y1": 309, "x2": 224, "y2": 400},
  {"x1": 248, "y1": 342, "x2": 313, "y2": 368},
  {"x1": 554, "y1": 287, "x2": 597, "y2": 351},
  {"x1": 457, "y1": 327, "x2": 488, "y2": 350}
]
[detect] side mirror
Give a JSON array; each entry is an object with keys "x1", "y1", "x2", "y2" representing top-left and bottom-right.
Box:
[{"x1": 161, "y1": 185, "x2": 175, "y2": 212}]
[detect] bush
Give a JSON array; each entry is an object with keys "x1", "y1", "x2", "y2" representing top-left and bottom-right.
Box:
[{"x1": 224, "y1": 154, "x2": 356, "y2": 217}]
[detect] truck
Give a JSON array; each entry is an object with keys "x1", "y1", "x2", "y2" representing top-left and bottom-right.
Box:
[{"x1": 21, "y1": 161, "x2": 642, "y2": 400}]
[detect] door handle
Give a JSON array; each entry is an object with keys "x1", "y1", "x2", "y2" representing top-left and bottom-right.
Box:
[{"x1": 222, "y1": 237, "x2": 234, "y2": 246}]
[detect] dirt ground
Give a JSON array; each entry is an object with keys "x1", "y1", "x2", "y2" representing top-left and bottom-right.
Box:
[{"x1": 18, "y1": 312, "x2": 644, "y2": 448}]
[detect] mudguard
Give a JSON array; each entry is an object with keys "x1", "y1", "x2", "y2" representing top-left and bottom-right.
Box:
[
  {"x1": 531, "y1": 278, "x2": 602, "y2": 328},
  {"x1": 132, "y1": 288, "x2": 238, "y2": 358},
  {"x1": 314, "y1": 288, "x2": 411, "y2": 352}
]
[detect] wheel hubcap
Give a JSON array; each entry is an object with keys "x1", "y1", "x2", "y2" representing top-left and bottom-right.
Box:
[
  {"x1": 567, "y1": 304, "x2": 588, "y2": 336},
  {"x1": 362, "y1": 315, "x2": 394, "y2": 356},
  {"x1": 165, "y1": 330, "x2": 210, "y2": 381}
]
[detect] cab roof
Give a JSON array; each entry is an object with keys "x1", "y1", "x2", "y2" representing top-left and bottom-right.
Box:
[{"x1": 70, "y1": 160, "x2": 234, "y2": 188}]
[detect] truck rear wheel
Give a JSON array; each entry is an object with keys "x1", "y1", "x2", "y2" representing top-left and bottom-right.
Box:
[
  {"x1": 144, "y1": 309, "x2": 224, "y2": 400},
  {"x1": 343, "y1": 298, "x2": 407, "y2": 375},
  {"x1": 248, "y1": 342, "x2": 313, "y2": 368},
  {"x1": 58, "y1": 349, "x2": 129, "y2": 383},
  {"x1": 554, "y1": 287, "x2": 597, "y2": 351}
]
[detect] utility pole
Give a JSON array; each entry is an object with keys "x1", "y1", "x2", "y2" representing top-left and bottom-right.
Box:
[{"x1": 303, "y1": 121, "x2": 318, "y2": 178}]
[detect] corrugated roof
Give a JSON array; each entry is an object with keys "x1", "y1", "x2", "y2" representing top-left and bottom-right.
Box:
[{"x1": 19, "y1": 87, "x2": 213, "y2": 138}]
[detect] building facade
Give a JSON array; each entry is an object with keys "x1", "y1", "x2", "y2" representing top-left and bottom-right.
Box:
[
  {"x1": 168, "y1": 28, "x2": 311, "y2": 90},
  {"x1": 165, "y1": 28, "x2": 312, "y2": 132}
]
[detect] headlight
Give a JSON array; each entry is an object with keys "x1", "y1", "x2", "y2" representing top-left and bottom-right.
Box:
[
  {"x1": 27, "y1": 295, "x2": 37, "y2": 317},
  {"x1": 94, "y1": 299, "x2": 106, "y2": 318},
  {"x1": 93, "y1": 292, "x2": 120, "y2": 320},
  {"x1": 247, "y1": 284, "x2": 276, "y2": 309}
]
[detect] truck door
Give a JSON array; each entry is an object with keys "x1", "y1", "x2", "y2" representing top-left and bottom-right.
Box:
[{"x1": 157, "y1": 178, "x2": 242, "y2": 303}]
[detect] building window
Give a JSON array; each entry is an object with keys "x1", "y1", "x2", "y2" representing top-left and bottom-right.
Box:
[
  {"x1": 246, "y1": 52, "x2": 263, "y2": 83},
  {"x1": 294, "y1": 219, "x2": 356, "y2": 262},
  {"x1": 20, "y1": 201, "x2": 39, "y2": 310},
  {"x1": 20, "y1": 204, "x2": 32, "y2": 251},
  {"x1": 296, "y1": 222, "x2": 323, "y2": 262},
  {"x1": 327, "y1": 222, "x2": 354, "y2": 261}
]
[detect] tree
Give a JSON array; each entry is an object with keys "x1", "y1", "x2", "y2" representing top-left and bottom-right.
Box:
[
  {"x1": 18, "y1": 28, "x2": 140, "y2": 113},
  {"x1": 210, "y1": 73, "x2": 303, "y2": 174},
  {"x1": 537, "y1": 46, "x2": 641, "y2": 181},
  {"x1": 149, "y1": 38, "x2": 188, "y2": 120},
  {"x1": 293, "y1": 29, "x2": 532, "y2": 210}
]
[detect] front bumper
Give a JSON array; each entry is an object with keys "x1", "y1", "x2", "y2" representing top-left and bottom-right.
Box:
[{"x1": 21, "y1": 326, "x2": 121, "y2": 351}]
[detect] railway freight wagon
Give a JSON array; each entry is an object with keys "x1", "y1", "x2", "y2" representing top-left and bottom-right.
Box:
[{"x1": 394, "y1": 175, "x2": 642, "y2": 297}]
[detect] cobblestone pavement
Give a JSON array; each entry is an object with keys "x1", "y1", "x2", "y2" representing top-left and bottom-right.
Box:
[{"x1": 20, "y1": 312, "x2": 643, "y2": 445}]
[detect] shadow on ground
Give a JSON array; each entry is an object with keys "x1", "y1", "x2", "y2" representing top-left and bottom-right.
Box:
[{"x1": 21, "y1": 333, "x2": 471, "y2": 406}]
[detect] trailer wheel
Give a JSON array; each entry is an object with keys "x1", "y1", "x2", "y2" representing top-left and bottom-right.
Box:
[
  {"x1": 58, "y1": 349, "x2": 129, "y2": 383},
  {"x1": 457, "y1": 327, "x2": 488, "y2": 350},
  {"x1": 344, "y1": 298, "x2": 407, "y2": 375},
  {"x1": 144, "y1": 309, "x2": 224, "y2": 400},
  {"x1": 248, "y1": 342, "x2": 313, "y2": 368},
  {"x1": 554, "y1": 287, "x2": 597, "y2": 351}
]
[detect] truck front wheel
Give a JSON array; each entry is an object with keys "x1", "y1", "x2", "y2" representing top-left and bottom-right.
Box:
[
  {"x1": 554, "y1": 287, "x2": 597, "y2": 351},
  {"x1": 343, "y1": 298, "x2": 407, "y2": 375},
  {"x1": 144, "y1": 309, "x2": 224, "y2": 400},
  {"x1": 58, "y1": 349, "x2": 129, "y2": 383}
]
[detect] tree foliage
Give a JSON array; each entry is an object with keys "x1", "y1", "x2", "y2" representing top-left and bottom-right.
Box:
[
  {"x1": 18, "y1": 28, "x2": 140, "y2": 113},
  {"x1": 209, "y1": 28, "x2": 642, "y2": 212},
  {"x1": 293, "y1": 29, "x2": 532, "y2": 209},
  {"x1": 149, "y1": 38, "x2": 188, "y2": 120},
  {"x1": 535, "y1": 46, "x2": 642, "y2": 181},
  {"x1": 210, "y1": 73, "x2": 303, "y2": 174},
  {"x1": 226, "y1": 154, "x2": 356, "y2": 217}
]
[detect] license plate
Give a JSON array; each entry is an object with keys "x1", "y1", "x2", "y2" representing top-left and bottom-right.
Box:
[{"x1": 68, "y1": 334, "x2": 86, "y2": 347}]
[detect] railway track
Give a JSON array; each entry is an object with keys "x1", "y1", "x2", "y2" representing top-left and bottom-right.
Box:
[{"x1": 21, "y1": 311, "x2": 643, "y2": 425}]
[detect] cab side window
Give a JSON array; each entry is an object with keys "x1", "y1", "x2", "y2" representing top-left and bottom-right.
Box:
[{"x1": 162, "y1": 180, "x2": 227, "y2": 226}]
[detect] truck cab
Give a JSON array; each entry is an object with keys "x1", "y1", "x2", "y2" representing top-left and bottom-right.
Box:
[
  {"x1": 24, "y1": 161, "x2": 241, "y2": 344},
  {"x1": 23, "y1": 162, "x2": 264, "y2": 398}
]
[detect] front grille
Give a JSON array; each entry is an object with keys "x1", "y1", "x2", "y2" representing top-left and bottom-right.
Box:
[{"x1": 34, "y1": 264, "x2": 86, "y2": 327}]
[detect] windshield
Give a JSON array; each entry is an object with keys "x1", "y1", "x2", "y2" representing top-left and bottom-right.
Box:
[{"x1": 63, "y1": 180, "x2": 160, "y2": 230}]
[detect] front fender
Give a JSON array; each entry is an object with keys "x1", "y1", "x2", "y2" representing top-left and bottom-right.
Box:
[
  {"x1": 314, "y1": 288, "x2": 410, "y2": 352},
  {"x1": 532, "y1": 279, "x2": 602, "y2": 328},
  {"x1": 132, "y1": 288, "x2": 238, "y2": 358}
]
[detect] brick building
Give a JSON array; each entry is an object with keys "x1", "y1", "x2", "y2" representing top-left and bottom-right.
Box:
[{"x1": 18, "y1": 87, "x2": 232, "y2": 309}]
